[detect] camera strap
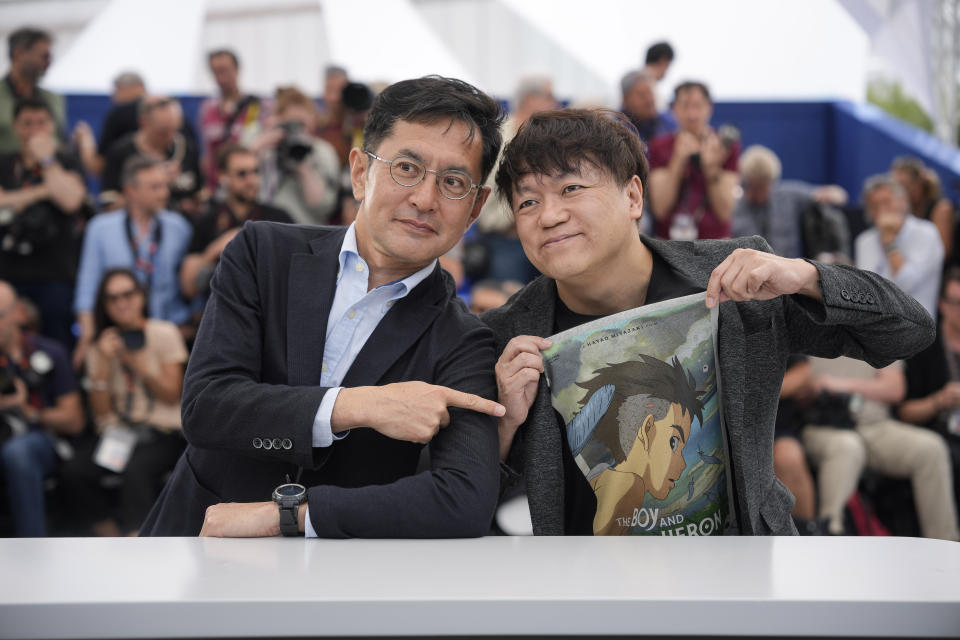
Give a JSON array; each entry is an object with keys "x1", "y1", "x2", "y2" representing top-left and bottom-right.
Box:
[
  {"x1": 117, "y1": 363, "x2": 154, "y2": 425},
  {"x1": 125, "y1": 213, "x2": 163, "y2": 294}
]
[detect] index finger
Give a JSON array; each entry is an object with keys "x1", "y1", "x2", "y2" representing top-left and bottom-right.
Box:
[
  {"x1": 441, "y1": 387, "x2": 506, "y2": 417},
  {"x1": 705, "y1": 252, "x2": 737, "y2": 308}
]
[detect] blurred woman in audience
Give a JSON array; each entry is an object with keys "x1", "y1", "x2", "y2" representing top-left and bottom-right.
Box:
[
  {"x1": 891, "y1": 156, "x2": 955, "y2": 261},
  {"x1": 61, "y1": 268, "x2": 187, "y2": 536}
]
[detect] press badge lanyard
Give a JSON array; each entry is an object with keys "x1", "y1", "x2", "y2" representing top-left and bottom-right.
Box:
[{"x1": 125, "y1": 214, "x2": 162, "y2": 293}]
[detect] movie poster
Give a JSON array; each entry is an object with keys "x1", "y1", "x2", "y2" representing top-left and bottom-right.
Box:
[{"x1": 542, "y1": 292, "x2": 736, "y2": 536}]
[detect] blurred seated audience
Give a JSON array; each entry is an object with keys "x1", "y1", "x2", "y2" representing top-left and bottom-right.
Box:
[
  {"x1": 648, "y1": 81, "x2": 740, "y2": 240},
  {"x1": 253, "y1": 87, "x2": 340, "y2": 225},
  {"x1": 732, "y1": 145, "x2": 849, "y2": 261},
  {"x1": 198, "y1": 49, "x2": 264, "y2": 193},
  {"x1": 72, "y1": 71, "x2": 147, "y2": 178},
  {"x1": 774, "y1": 356, "x2": 865, "y2": 535},
  {"x1": 0, "y1": 97, "x2": 86, "y2": 347},
  {"x1": 0, "y1": 28, "x2": 64, "y2": 155},
  {"x1": 0, "y1": 281, "x2": 84, "y2": 537},
  {"x1": 619, "y1": 70, "x2": 670, "y2": 144},
  {"x1": 73, "y1": 156, "x2": 192, "y2": 369},
  {"x1": 890, "y1": 156, "x2": 955, "y2": 263},
  {"x1": 100, "y1": 96, "x2": 201, "y2": 215},
  {"x1": 898, "y1": 266, "x2": 960, "y2": 513},
  {"x1": 180, "y1": 144, "x2": 292, "y2": 301},
  {"x1": 468, "y1": 280, "x2": 512, "y2": 315},
  {"x1": 802, "y1": 354, "x2": 958, "y2": 540},
  {"x1": 316, "y1": 65, "x2": 351, "y2": 167},
  {"x1": 855, "y1": 174, "x2": 943, "y2": 319},
  {"x1": 467, "y1": 76, "x2": 554, "y2": 286},
  {"x1": 61, "y1": 269, "x2": 187, "y2": 536}
]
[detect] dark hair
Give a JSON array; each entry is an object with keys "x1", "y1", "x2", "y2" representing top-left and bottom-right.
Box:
[
  {"x1": 941, "y1": 266, "x2": 960, "y2": 298},
  {"x1": 13, "y1": 96, "x2": 52, "y2": 120},
  {"x1": 208, "y1": 48, "x2": 239, "y2": 68},
  {"x1": 93, "y1": 268, "x2": 147, "y2": 338},
  {"x1": 673, "y1": 81, "x2": 712, "y2": 105},
  {"x1": 645, "y1": 42, "x2": 674, "y2": 65},
  {"x1": 495, "y1": 108, "x2": 649, "y2": 208},
  {"x1": 8, "y1": 27, "x2": 50, "y2": 60},
  {"x1": 362, "y1": 76, "x2": 504, "y2": 184},
  {"x1": 121, "y1": 154, "x2": 164, "y2": 188},
  {"x1": 577, "y1": 354, "x2": 704, "y2": 463},
  {"x1": 216, "y1": 142, "x2": 254, "y2": 174}
]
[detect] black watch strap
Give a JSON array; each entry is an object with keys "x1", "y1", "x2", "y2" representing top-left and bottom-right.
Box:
[
  {"x1": 278, "y1": 502, "x2": 301, "y2": 536},
  {"x1": 273, "y1": 483, "x2": 307, "y2": 536}
]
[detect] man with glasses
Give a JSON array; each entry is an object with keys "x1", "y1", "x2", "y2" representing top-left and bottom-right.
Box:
[
  {"x1": 141, "y1": 76, "x2": 506, "y2": 538},
  {"x1": 179, "y1": 144, "x2": 291, "y2": 301}
]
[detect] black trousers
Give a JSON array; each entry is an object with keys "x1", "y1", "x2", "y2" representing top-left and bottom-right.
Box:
[{"x1": 60, "y1": 429, "x2": 185, "y2": 533}]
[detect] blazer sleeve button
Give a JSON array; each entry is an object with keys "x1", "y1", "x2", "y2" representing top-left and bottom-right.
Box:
[
  {"x1": 841, "y1": 289, "x2": 850, "y2": 300},
  {"x1": 263, "y1": 439, "x2": 273, "y2": 450},
  {"x1": 281, "y1": 438, "x2": 293, "y2": 450},
  {"x1": 253, "y1": 437, "x2": 263, "y2": 449}
]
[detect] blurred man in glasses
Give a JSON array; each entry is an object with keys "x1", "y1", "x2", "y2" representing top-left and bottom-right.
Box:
[
  {"x1": 179, "y1": 144, "x2": 291, "y2": 301},
  {"x1": 142, "y1": 76, "x2": 506, "y2": 539}
]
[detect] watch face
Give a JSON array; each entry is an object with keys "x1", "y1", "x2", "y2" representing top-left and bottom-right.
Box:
[{"x1": 275, "y1": 483, "x2": 305, "y2": 497}]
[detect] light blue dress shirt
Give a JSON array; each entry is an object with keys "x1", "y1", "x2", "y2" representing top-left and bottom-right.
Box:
[
  {"x1": 73, "y1": 210, "x2": 192, "y2": 325},
  {"x1": 854, "y1": 214, "x2": 943, "y2": 319},
  {"x1": 304, "y1": 223, "x2": 436, "y2": 537}
]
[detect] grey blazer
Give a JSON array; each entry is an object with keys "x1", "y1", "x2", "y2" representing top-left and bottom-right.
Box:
[{"x1": 482, "y1": 235, "x2": 936, "y2": 535}]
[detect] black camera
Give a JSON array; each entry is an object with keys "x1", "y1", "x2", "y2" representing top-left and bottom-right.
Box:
[
  {"x1": 0, "y1": 202, "x2": 61, "y2": 256},
  {"x1": 120, "y1": 328, "x2": 146, "y2": 351},
  {"x1": 277, "y1": 121, "x2": 314, "y2": 168},
  {"x1": 0, "y1": 349, "x2": 55, "y2": 395}
]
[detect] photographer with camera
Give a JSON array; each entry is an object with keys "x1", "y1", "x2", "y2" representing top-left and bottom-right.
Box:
[
  {"x1": 179, "y1": 143, "x2": 291, "y2": 301},
  {"x1": 0, "y1": 281, "x2": 84, "y2": 537},
  {"x1": 61, "y1": 268, "x2": 187, "y2": 537},
  {"x1": 253, "y1": 87, "x2": 340, "y2": 226},
  {"x1": 0, "y1": 97, "x2": 86, "y2": 348},
  {"x1": 648, "y1": 81, "x2": 740, "y2": 240}
]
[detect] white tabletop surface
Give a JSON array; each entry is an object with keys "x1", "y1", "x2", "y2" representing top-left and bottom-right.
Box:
[{"x1": 1, "y1": 535, "x2": 958, "y2": 639}]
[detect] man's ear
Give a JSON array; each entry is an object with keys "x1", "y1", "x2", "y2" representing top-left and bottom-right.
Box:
[
  {"x1": 348, "y1": 147, "x2": 368, "y2": 202},
  {"x1": 626, "y1": 175, "x2": 644, "y2": 223},
  {"x1": 639, "y1": 413, "x2": 656, "y2": 452},
  {"x1": 466, "y1": 185, "x2": 491, "y2": 229}
]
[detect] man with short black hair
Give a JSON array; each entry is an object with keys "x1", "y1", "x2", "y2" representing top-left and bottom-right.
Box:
[
  {"x1": 0, "y1": 28, "x2": 64, "y2": 154},
  {"x1": 73, "y1": 155, "x2": 192, "y2": 368},
  {"x1": 644, "y1": 42, "x2": 674, "y2": 82},
  {"x1": 484, "y1": 108, "x2": 936, "y2": 536},
  {"x1": 0, "y1": 98, "x2": 86, "y2": 346},
  {"x1": 198, "y1": 49, "x2": 263, "y2": 192},
  {"x1": 142, "y1": 76, "x2": 506, "y2": 539},
  {"x1": 180, "y1": 144, "x2": 292, "y2": 300}
]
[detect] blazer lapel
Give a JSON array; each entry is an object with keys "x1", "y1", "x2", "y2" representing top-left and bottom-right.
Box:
[
  {"x1": 340, "y1": 264, "x2": 446, "y2": 388},
  {"x1": 285, "y1": 228, "x2": 346, "y2": 386}
]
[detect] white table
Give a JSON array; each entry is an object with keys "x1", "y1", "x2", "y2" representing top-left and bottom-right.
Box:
[{"x1": 1, "y1": 536, "x2": 958, "y2": 639}]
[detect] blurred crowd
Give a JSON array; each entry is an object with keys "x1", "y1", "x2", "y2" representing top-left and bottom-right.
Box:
[{"x1": 0, "y1": 27, "x2": 957, "y2": 539}]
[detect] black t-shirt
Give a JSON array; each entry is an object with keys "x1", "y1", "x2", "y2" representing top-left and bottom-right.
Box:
[
  {"x1": 0, "y1": 151, "x2": 83, "y2": 283},
  {"x1": 101, "y1": 132, "x2": 201, "y2": 201},
  {"x1": 188, "y1": 201, "x2": 293, "y2": 254},
  {"x1": 552, "y1": 249, "x2": 702, "y2": 534}
]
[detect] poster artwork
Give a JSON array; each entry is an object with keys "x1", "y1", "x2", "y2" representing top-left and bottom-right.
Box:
[{"x1": 542, "y1": 292, "x2": 735, "y2": 536}]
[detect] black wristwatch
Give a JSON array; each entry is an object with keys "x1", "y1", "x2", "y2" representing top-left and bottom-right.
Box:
[{"x1": 272, "y1": 483, "x2": 307, "y2": 536}]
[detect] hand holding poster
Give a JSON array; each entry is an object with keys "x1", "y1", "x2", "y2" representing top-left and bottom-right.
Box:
[{"x1": 541, "y1": 292, "x2": 738, "y2": 536}]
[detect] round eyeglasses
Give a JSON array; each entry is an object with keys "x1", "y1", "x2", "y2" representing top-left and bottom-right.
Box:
[{"x1": 365, "y1": 151, "x2": 480, "y2": 201}]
